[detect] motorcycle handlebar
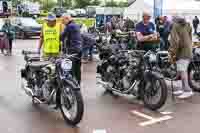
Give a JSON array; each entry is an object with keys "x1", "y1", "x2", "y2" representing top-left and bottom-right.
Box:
[
  {"x1": 119, "y1": 50, "x2": 146, "y2": 54},
  {"x1": 22, "y1": 50, "x2": 39, "y2": 55}
]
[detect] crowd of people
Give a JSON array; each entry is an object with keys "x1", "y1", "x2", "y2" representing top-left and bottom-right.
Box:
[
  {"x1": 0, "y1": 11, "x2": 197, "y2": 99},
  {"x1": 134, "y1": 12, "x2": 194, "y2": 99},
  {"x1": 87, "y1": 11, "x2": 196, "y2": 99}
]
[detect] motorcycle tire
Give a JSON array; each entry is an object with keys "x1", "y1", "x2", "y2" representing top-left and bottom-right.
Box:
[
  {"x1": 141, "y1": 77, "x2": 168, "y2": 111},
  {"x1": 188, "y1": 63, "x2": 200, "y2": 92},
  {"x1": 59, "y1": 82, "x2": 84, "y2": 126}
]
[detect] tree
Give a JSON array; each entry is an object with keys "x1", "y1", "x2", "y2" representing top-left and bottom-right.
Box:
[
  {"x1": 74, "y1": 0, "x2": 92, "y2": 8},
  {"x1": 90, "y1": 0, "x2": 101, "y2": 6},
  {"x1": 105, "y1": 0, "x2": 118, "y2": 7},
  {"x1": 63, "y1": 0, "x2": 73, "y2": 8},
  {"x1": 42, "y1": 0, "x2": 56, "y2": 10},
  {"x1": 118, "y1": 1, "x2": 128, "y2": 7}
]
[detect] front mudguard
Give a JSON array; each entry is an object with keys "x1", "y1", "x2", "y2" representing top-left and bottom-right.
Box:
[
  {"x1": 138, "y1": 70, "x2": 165, "y2": 101},
  {"x1": 144, "y1": 70, "x2": 164, "y2": 81},
  {"x1": 56, "y1": 78, "x2": 80, "y2": 107}
]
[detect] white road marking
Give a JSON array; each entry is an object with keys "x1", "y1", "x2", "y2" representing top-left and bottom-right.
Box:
[
  {"x1": 160, "y1": 111, "x2": 173, "y2": 115},
  {"x1": 131, "y1": 110, "x2": 173, "y2": 126},
  {"x1": 131, "y1": 110, "x2": 154, "y2": 120},
  {"x1": 139, "y1": 115, "x2": 173, "y2": 127},
  {"x1": 93, "y1": 129, "x2": 107, "y2": 133}
]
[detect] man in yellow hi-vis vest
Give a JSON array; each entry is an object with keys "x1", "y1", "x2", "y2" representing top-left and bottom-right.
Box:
[{"x1": 38, "y1": 14, "x2": 62, "y2": 57}]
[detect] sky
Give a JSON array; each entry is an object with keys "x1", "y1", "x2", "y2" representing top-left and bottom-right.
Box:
[{"x1": 144, "y1": 0, "x2": 200, "y2": 9}]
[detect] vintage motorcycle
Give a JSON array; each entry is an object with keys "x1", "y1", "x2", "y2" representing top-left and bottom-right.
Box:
[
  {"x1": 149, "y1": 48, "x2": 200, "y2": 92},
  {"x1": 20, "y1": 50, "x2": 84, "y2": 126},
  {"x1": 96, "y1": 44, "x2": 168, "y2": 110}
]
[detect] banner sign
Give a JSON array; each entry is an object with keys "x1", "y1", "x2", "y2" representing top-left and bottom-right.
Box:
[{"x1": 154, "y1": 0, "x2": 163, "y2": 17}]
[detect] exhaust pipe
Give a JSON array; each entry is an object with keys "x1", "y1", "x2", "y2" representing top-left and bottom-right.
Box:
[
  {"x1": 21, "y1": 79, "x2": 44, "y2": 104},
  {"x1": 97, "y1": 79, "x2": 109, "y2": 88},
  {"x1": 97, "y1": 79, "x2": 138, "y2": 94},
  {"x1": 21, "y1": 79, "x2": 34, "y2": 97}
]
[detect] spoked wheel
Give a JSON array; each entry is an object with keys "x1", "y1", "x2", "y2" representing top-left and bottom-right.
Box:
[
  {"x1": 142, "y1": 77, "x2": 168, "y2": 111},
  {"x1": 59, "y1": 84, "x2": 84, "y2": 126},
  {"x1": 188, "y1": 63, "x2": 200, "y2": 92}
]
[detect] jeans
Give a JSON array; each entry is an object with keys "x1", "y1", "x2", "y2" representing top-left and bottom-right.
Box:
[
  {"x1": 70, "y1": 51, "x2": 82, "y2": 84},
  {"x1": 9, "y1": 39, "x2": 12, "y2": 53},
  {"x1": 82, "y1": 45, "x2": 94, "y2": 58}
]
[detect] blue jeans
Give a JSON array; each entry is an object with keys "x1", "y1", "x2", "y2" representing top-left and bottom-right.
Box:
[{"x1": 82, "y1": 45, "x2": 94, "y2": 58}]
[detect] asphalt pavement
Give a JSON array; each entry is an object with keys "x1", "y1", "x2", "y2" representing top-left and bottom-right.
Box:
[{"x1": 0, "y1": 39, "x2": 200, "y2": 133}]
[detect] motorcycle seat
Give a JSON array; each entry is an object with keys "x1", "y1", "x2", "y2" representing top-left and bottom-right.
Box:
[
  {"x1": 29, "y1": 61, "x2": 51, "y2": 69},
  {"x1": 25, "y1": 54, "x2": 41, "y2": 62}
]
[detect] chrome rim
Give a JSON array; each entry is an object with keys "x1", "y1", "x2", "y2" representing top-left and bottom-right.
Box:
[{"x1": 61, "y1": 88, "x2": 78, "y2": 121}]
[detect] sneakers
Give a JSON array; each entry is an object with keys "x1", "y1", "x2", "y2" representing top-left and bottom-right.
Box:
[
  {"x1": 173, "y1": 90, "x2": 183, "y2": 95},
  {"x1": 178, "y1": 91, "x2": 194, "y2": 99}
]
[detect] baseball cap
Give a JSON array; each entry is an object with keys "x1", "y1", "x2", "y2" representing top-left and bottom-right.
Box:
[{"x1": 46, "y1": 13, "x2": 56, "y2": 21}]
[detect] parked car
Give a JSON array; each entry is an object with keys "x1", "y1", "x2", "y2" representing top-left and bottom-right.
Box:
[
  {"x1": 66, "y1": 9, "x2": 77, "y2": 17},
  {"x1": 51, "y1": 7, "x2": 66, "y2": 17},
  {"x1": 74, "y1": 9, "x2": 86, "y2": 17},
  {"x1": 12, "y1": 17, "x2": 41, "y2": 39}
]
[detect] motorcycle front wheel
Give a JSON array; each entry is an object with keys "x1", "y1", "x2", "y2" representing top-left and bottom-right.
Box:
[
  {"x1": 188, "y1": 62, "x2": 200, "y2": 92},
  {"x1": 141, "y1": 77, "x2": 168, "y2": 111},
  {"x1": 59, "y1": 82, "x2": 84, "y2": 126}
]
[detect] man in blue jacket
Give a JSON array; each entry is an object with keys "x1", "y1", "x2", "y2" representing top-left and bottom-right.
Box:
[{"x1": 61, "y1": 14, "x2": 82, "y2": 84}]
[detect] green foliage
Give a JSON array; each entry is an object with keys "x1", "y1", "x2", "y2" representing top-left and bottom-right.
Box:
[
  {"x1": 62, "y1": 0, "x2": 73, "y2": 8},
  {"x1": 105, "y1": 0, "x2": 128, "y2": 7},
  {"x1": 42, "y1": 0, "x2": 57, "y2": 11},
  {"x1": 105, "y1": 0, "x2": 118, "y2": 7},
  {"x1": 74, "y1": 0, "x2": 92, "y2": 8},
  {"x1": 118, "y1": 1, "x2": 128, "y2": 7},
  {"x1": 90, "y1": 0, "x2": 101, "y2": 6}
]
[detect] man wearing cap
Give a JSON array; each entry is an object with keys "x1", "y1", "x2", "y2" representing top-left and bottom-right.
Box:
[
  {"x1": 38, "y1": 14, "x2": 62, "y2": 57},
  {"x1": 136, "y1": 12, "x2": 159, "y2": 51},
  {"x1": 61, "y1": 14, "x2": 82, "y2": 84}
]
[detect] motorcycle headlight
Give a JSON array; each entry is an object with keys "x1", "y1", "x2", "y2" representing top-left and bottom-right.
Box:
[
  {"x1": 61, "y1": 59, "x2": 72, "y2": 71},
  {"x1": 149, "y1": 53, "x2": 157, "y2": 63}
]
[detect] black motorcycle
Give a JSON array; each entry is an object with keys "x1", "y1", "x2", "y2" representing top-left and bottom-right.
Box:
[
  {"x1": 20, "y1": 50, "x2": 84, "y2": 126},
  {"x1": 97, "y1": 49, "x2": 168, "y2": 111},
  {"x1": 151, "y1": 48, "x2": 200, "y2": 92}
]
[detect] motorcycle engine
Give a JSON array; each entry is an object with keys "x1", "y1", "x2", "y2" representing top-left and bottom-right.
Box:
[
  {"x1": 121, "y1": 57, "x2": 140, "y2": 89},
  {"x1": 42, "y1": 79, "x2": 53, "y2": 101}
]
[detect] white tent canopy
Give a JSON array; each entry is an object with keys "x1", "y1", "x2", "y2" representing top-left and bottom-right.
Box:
[
  {"x1": 124, "y1": 0, "x2": 200, "y2": 21},
  {"x1": 124, "y1": 0, "x2": 153, "y2": 20}
]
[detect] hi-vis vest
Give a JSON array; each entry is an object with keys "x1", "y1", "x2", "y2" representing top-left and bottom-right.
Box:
[{"x1": 43, "y1": 23, "x2": 61, "y2": 54}]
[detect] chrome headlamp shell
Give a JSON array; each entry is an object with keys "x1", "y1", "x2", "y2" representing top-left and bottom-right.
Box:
[{"x1": 61, "y1": 59, "x2": 72, "y2": 71}]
